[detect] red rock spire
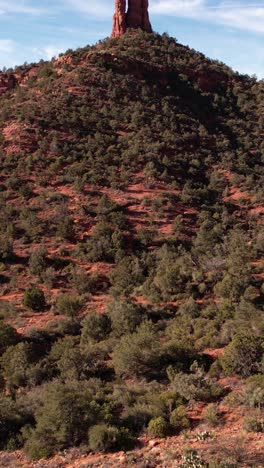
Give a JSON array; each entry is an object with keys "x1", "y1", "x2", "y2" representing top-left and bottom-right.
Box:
[
  {"x1": 111, "y1": 0, "x2": 152, "y2": 38},
  {"x1": 112, "y1": 0, "x2": 126, "y2": 38},
  {"x1": 126, "y1": 0, "x2": 152, "y2": 33}
]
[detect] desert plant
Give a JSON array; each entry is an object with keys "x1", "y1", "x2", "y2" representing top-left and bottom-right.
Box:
[
  {"x1": 81, "y1": 312, "x2": 111, "y2": 345},
  {"x1": 55, "y1": 294, "x2": 83, "y2": 318},
  {"x1": 22, "y1": 287, "x2": 46, "y2": 312},
  {"x1": 244, "y1": 416, "x2": 264, "y2": 433},
  {"x1": 148, "y1": 416, "x2": 169, "y2": 438},
  {"x1": 88, "y1": 424, "x2": 132, "y2": 452},
  {"x1": 0, "y1": 322, "x2": 20, "y2": 355},
  {"x1": 204, "y1": 404, "x2": 220, "y2": 427},
  {"x1": 169, "y1": 405, "x2": 190, "y2": 433}
]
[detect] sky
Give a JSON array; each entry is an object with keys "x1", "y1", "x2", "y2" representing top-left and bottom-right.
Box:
[{"x1": 0, "y1": 0, "x2": 263, "y2": 78}]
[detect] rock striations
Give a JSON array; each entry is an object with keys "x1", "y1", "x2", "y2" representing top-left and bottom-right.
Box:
[{"x1": 112, "y1": 0, "x2": 152, "y2": 38}]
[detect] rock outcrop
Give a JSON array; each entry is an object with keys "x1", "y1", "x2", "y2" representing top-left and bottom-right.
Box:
[
  {"x1": 126, "y1": 0, "x2": 152, "y2": 32},
  {"x1": 111, "y1": 0, "x2": 152, "y2": 38},
  {"x1": 112, "y1": 0, "x2": 127, "y2": 38}
]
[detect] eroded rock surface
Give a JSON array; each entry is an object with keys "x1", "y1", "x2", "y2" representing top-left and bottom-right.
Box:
[{"x1": 112, "y1": 0, "x2": 152, "y2": 37}]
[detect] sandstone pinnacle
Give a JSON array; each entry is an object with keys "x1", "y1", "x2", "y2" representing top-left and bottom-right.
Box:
[{"x1": 111, "y1": 0, "x2": 152, "y2": 38}]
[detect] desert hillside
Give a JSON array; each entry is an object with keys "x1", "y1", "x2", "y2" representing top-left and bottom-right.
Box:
[{"x1": 0, "y1": 31, "x2": 263, "y2": 467}]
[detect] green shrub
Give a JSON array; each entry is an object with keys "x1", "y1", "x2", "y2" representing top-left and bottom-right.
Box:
[
  {"x1": 0, "y1": 396, "x2": 25, "y2": 450},
  {"x1": 220, "y1": 333, "x2": 263, "y2": 377},
  {"x1": 0, "y1": 322, "x2": 19, "y2": 355},
  {"x1": 108, "y1": 299, "x2": 143, "y2": 337},
  {"x1": 242, "y1": 375, "x2": 264, "y2": 408},
  {"x1": 1, "y1": 342, "x2": 32, "y2": 389},
  {"x1": 81, "y1": 312, "x2": 111, "y2": 345},
  {"x1": 204, "y1": 404, "x2": 220, "y2": 427},
  {"x1": 0, "y1": 235, "x2": 13, "y2": 261},
  {"x1": 49, "y1": 337, "x2": 85, "y2": 380},
  {"x1": 169, "y1": 405, "x2": 190, "y2": 432},
  {"x1": 24, "y1": 435, "x2": 52, "y2": 460},
  {"x1": 70, "y1": 268, "x2": 98, "y2": 294},
  {"x1": 168, "y1": 364, "x2": 224, "y2": 402},
  {"x1": 147, "y1": 416, "x2": 169, "y2": 438},
  {"x1": 55, "y1": 294, "x2": 83, "y2": 318},
  {"x1": 244, "y1": 417, "x2": 264, "y2": 433},
  {"x1": 209, "y1": 458, "x2": 238, "y2": 468},
  {"x1": 25, "y1": 381, "x2": 100, "y2": 458},
  {"x1": 112, "y1": 321, "x2": 161, "y2": 378},
  {"x1": 22, "y1": 287, "x2": 46, "y2": 312},
  {"x1": 57, "y1": 216, "x2": 75, "y2": 240},
  {"x1": 88, "y1": 424, "x2": 132, "y2": 452},
  {"x1": 29, "y1": 248, "x2": 47, "y2": 277}
]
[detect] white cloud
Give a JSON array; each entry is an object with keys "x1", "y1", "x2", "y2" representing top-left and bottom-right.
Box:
[
  {"x1": 32, "y1": 45, "x2": 66, "y2": 60},
  {"x1": 151, "y1": 0, "x2": 264, "y2": 34},
  {"x1": 0, "y1": 39, "x2": 14, "y2": 53},
  {"x1": 43, "y1": 46, "x2": 64, "y2": 59},
  {"x1": 62, "y1": 0, "x2": 112, "y2": 18},
  {"x1": 0, "y1": 0, "x2": 46, "y2": 15}
]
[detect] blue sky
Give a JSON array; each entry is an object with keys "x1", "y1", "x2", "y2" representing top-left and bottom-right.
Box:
[{"x1": 0, "y1": 0, "x2": 263, "y2": 78}]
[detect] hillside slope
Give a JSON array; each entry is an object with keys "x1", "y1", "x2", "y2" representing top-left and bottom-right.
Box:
[{"x1": 0, "y1": 31, "x2": 263, "y2": 466}]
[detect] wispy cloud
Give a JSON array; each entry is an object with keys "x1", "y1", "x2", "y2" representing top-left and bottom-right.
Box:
[
  {"x1": 151, "y1": 0, "x2": 264, "y2": 34},
  {"x1": 58, "y1": 0, "x2": 264, "y2": 34},
  {"x1": 0, "y1": 0, "x2": 47, "y2": 15},
  {"x1": 0, "y1": 39, "x2": 14, "y2": 53},
  {"x1": 43, "y1": 46, "x2": 64, "y2": 59},
  {"x1": 62, "y1": 0, "x2": 112, "y2": 18}
]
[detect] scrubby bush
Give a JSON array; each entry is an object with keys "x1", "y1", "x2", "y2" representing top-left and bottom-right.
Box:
[
  {"x1": 148, "y1": 416, "x2": 169, "y2": 438},
  {"x1": 169, "y1": 405, "x2": 190, "y2": 432},
  {"x1": 108, "y1": 299, "x2": 143, "y2": 337},
  {"x1": 168, "y1": 363, "x2": 224, "y2": 402},
  {"x1": 112, "y1": 321, "x2": 161, "y2": 378},
  {"x1": 204, "y1": 404, "x2": 220, "y2": 427},
  {"x1": 29, "y1": 248, "x2": 47, "y2": 277},
  {"x1": 55, "y1": 294, "x2": 83, "y2": 318},
  {"x1": 244, "y1": 416, "x2": 264, "y2": 433},
  {"x1": 22, "y1": 287, "x2": 46, "y2": 311},
  {"x1": 24, "y1": 381, "x2": 100, "y2": 459},
  {"x1": 81, "y1": 312, "x2": 111, "y2": 345},
  {"x1": 49, "y1": 337, "x2": 85, "y2": 380},
  {"x1": 220, "y1": 333, "x2": 263, "y2": 377},
  {"x1": 0, "y1": 396, "x2": 25, "y2": 450},
  {"x1": 1, "y1": 342, "x2": 32, "y2": 389},
  {"x1": 88, "y1": 424, "x2": 132, "y2": 452},
  {"x1": 0, "y1": 322, "x2": 19, "y2": 355},
  {"x1": 242, "y1": 375, "x2": 264, "y2": 408},
  {"x1": 57, "y1": 216, "x2": 75, "y2": 240}
]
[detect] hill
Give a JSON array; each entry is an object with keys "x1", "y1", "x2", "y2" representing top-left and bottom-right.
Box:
[{"x1": 0, "y1": 31, "x2": 263, "y2": 466}]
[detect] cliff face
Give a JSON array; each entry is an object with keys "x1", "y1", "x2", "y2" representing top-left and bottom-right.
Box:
[
  {"x1": 111, "y1": 0, "x2": 152, "y2": 37},
  {"x1": 126, "y1": 0, "x2": 152, "y2": 32}
]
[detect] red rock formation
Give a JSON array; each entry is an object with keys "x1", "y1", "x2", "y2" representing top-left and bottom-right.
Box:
[
  {"x1": 112, "y1": 0, "x2": 126, "y2": 38},
  {"x1": 111, "y1": 0, "x2": 152, "y2": 37},
  {"x1": 126, "y1": 0, "x2": 152, "y2": 32}
]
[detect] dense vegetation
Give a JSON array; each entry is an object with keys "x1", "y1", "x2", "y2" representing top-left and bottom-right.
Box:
[{"x1": 0, "y1": 31, "x2": 263, "y2": 465}]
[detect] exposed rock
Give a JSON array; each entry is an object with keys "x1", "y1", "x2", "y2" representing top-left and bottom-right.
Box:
[
  {"x1": 126, "y1": 0, "x2": 152, "y2": 32},
  {"x1": 111, "y1": 0, "x2": 152, "y2": 37},
  {"x1": 112, "y1": 0, "x2": 127, "y2": 38},
  {"x1": 148, "y1": 440, "x2": 160, "y2": 448}
]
